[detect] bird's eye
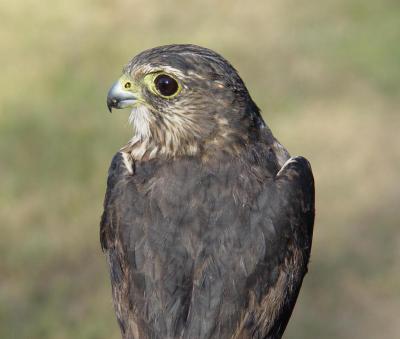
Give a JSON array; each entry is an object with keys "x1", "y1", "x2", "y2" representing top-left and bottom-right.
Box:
[
  {"x1": 154, "y1": 74, "x2": 179, "y2": 97},
  {"x1": 124, "y1": 82, "x2": 132, "y2": 89}
]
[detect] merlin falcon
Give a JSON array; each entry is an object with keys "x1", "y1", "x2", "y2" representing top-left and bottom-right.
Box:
[{"x1": 100, "y1": 44, "x2": 315, "y2": 339}]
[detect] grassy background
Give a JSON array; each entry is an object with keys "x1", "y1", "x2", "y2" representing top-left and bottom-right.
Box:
[{"x1": 1, "y1": 0, "x2": 399, "y2": 338}]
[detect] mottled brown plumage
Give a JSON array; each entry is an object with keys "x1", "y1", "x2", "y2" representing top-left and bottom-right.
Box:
[{"x1": 101, "y1": 44, "x2": 314, "y2": 339}]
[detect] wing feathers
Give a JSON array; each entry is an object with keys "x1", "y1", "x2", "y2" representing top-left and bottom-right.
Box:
[{"x1": 100, "y1": 153, "x2": 314, "y2": 339}]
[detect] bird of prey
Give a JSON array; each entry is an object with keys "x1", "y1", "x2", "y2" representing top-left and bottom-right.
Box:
[{"x1": 101, "y1": 44, "x2": 314, "y2": 339}]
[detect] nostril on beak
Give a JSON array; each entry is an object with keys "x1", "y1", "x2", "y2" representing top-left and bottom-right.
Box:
[{"x1": 107, "y1": 80, "x2": 137, "y2": 112}]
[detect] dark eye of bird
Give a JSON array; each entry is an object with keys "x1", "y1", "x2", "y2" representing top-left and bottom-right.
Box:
[
  {"x1": 154, "y1": 74, "x2": 179, "y2": 97},
  {"x1": 124, "y1": 82, "x2": 131, "y2": 89}
]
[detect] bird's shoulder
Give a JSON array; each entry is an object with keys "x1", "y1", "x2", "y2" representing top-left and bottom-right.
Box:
[{"x1": 235, "y1": 155, "x2": 314, "y2": 338}]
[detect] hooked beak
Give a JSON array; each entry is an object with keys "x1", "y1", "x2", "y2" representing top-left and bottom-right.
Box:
[{"x1": 106, "y1": 80, "x2": 137, "y2": 112}]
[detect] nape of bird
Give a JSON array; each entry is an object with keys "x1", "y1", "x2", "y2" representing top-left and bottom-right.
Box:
[{"x1": 100, "y1": 44, "x2": 314, "y2": 339}]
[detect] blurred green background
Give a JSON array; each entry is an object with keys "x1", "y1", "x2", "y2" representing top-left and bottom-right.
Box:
[{"x1": 1, "y1": 0, "x2": 399, "y2": 338}]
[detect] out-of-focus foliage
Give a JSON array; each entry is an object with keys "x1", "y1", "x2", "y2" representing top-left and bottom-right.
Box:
[{"x1": 1, "y1": 0, "x2": 399, "y2": 338}]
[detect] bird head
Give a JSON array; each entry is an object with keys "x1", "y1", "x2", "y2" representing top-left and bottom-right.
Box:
[{"x1": 107, "y1": 44, "x2": 264, "y2": 160}]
